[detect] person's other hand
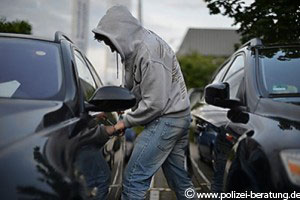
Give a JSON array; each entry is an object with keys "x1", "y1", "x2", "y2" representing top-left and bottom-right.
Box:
[
  {"x1": 104, "y1": 121, "x2": 125, "y2": 137},
  {"x1": 114, "y1": 120, "x2": 125, "y2": 131}
]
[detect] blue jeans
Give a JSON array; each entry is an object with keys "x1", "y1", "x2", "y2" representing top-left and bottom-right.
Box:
[{"x1": 122, "y1": 116, "x2": 194, "y2": 200}]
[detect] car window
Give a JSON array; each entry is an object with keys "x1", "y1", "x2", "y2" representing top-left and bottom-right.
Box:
[
  {"x1": 212, "y1": 61, "x2": 231, "y2": 83},
  {"x1": 226, "y1": 69, "x2": 245, "y2": 100},
  {"x1": 74, "y1": 51, "x2": 97, "y2": 101},
  {"x1": 259, "y1": 47, "x2": 300, "y2": 97},
  {"x1": 85, "y1": 58, "x2": 103, "y2": 87},
  {"x1": 0, "y1": 38, "x2": 63, "y2": 100},
  {"x1": 223, "y1": 54, "x2": 244, "y2": 81}
]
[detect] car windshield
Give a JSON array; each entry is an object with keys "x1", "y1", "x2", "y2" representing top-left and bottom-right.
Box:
[
  {"x1": 258, "y1": 47, "x2": 300, "y2": 97},
  {"x1": 0, "y1": 37, "x2": 62, "y2": 99}
]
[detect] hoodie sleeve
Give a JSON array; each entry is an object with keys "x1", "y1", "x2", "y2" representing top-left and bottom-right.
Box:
[{"x1": 123, "y1": 60, "x2": 172, "y2": 128}]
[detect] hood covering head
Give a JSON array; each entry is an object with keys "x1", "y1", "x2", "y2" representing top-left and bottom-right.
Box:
[{"x1": 92, "y1": 5, "x2": 144, "y2": 61}]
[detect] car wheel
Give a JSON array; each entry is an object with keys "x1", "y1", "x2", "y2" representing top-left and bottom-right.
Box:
[
  {"x1": 226, "y1": 158, "x2": 244, "y2": 192},
  {"x1": 225, "y1": 158, "x2": 260, "y2": 193}
]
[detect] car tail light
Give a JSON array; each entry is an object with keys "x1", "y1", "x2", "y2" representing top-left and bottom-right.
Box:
[
  {"x1": 280, "y1": 149, "x2": 300, "y2": 186},
  {"x1": 226, "y1": 133, "x2": 233, "y2": 142}
]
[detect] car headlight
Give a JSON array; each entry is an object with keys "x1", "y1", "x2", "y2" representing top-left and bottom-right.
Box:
[{"x1": 280, "y1": 149, "x2": 300, "y2": 186}]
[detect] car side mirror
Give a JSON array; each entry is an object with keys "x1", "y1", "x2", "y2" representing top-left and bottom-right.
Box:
[
  {"x1": 205, "y1": 82, "x2": 241, "y2": 108},
  {"x1": 86, "y1": 86, "x2": 136, "y2": 112}
]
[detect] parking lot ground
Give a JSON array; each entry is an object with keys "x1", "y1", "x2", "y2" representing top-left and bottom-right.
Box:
[{"x1": 146, "y1": 142, "x2": 213, "y2": 200}]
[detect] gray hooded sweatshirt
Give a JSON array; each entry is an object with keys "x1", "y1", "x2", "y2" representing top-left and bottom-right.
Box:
[{"x1": 93, "y1": 5, "x2": 190, "y2": 128}]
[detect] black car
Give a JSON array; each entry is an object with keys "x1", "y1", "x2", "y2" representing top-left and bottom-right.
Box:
[
  {"x1": 192, "y1": 38, "x2": 300, "y2": 192},
  {"x1": 0, "y1": 32, "x2": 135, "y2": 199}
]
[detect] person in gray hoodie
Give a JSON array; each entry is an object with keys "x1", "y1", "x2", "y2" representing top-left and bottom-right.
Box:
[{"x1": 93, "y1": 5, "x2": 194, "y2": 200}]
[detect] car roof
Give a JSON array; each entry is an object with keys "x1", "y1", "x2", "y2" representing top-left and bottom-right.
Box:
[
  {"x1": 0, "y1": 32, "x2": 55, "y2": 42},
  {"x1": 0, "y1": 31, "x2": 74, "y2": 44}
]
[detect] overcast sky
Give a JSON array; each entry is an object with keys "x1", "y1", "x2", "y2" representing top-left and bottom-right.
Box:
[{"x1": 0, "y1": 0, "x2": 239, "y2": 84}]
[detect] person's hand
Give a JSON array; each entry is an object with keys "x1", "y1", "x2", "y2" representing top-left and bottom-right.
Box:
[
  {"x1": 104, "y1": 121, "x2": 126, "y2": 137},
  {"x1": 104, "y1": 126, "x2": 115, "y2": 136},
  {"x1": 114, "y1": 120, "x2": 125, "y2": 131}
]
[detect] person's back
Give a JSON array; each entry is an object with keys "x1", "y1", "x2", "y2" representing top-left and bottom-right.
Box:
[
  {"x1": 143, "y1": 30, "x2": 190, "y2": 114},
  {"x1": 121, "y1": 29, "x2": 191, "y2": 127}
]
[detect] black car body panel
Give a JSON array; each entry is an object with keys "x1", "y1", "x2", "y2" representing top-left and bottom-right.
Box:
[
  {"x1": 0, "y1": 99, "x2": 71, "y2": 147},
  {"x1": 0, "y1": 116, "x2": 82, "y2": 199}
]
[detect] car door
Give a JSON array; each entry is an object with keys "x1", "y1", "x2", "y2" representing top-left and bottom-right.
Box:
[
  {"x1": 85, "y1": 55, "x2": 125, "y2": 199},
  {"x1": 73, "y1": 50, "x2": 124, "y2": 199}
]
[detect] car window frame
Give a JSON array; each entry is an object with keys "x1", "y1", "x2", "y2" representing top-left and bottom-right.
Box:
[
  {"x1": 221, "y1": 53, "x2": 246, "y2": 104},
  {"x1": 227, "y1": 69, "x2": 246, "y2": 100},
  {"x1": 255, "y1": 48, "x2": 269, "y2": 98},
  {"x1": 210, "y1": 59, "x2": 231, "y2": 84},
  {"x1": 84, "y1": 56, "x2": 103, "y2": 88},
  {"x1": 222, "y1": 53, "x2": 245, "y2": 82},
  {"x1": 72, "y1": 48, "x2": 98, "y2": 102}
]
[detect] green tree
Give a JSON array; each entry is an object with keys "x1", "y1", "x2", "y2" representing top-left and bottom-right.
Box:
[
  {"x1": 204, "y1": 0, "x2": 300, "y2": 44},
  {"x1": 178, "y1": 53, "x2": 226, "y2": 89},
  {"x1": 0, "y1": 17, "x2": 32, "y2": 34}
]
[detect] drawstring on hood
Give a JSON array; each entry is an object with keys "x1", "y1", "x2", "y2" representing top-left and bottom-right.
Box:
[
  {"x1": 92, "y1": 5, "x2": 145, "y2": 62},
  {"x1": 116, "y1": 52, "x2": 119, "y2": 79}
]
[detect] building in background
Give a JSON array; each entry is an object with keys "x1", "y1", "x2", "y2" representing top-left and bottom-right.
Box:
[
  {"x1": 72, "y1": 0, "x2": 90, "y2": 54},
  {"x1": 177, "y1": 28, "x2": 240, "y2": 57}
]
